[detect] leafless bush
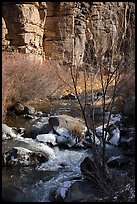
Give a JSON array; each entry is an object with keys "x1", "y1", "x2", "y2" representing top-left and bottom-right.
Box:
[
  {"x1": 2, "y1": 52, "x2": 70, "y2": 122},
  {"x1": 65, "y1": 3, "x2": 135, "y2": 181}
]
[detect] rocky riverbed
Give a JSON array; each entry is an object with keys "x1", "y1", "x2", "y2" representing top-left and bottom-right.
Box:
[{"x1": 2, "y1": 99, "x2": 135, "y2": 202}]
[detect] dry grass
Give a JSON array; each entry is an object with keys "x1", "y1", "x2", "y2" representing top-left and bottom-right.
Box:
[
  {"x1": 2, "y1": 51, "x2": 135, "y2": 122},
  {"x1": 2, "y1": 52, "x2": 70, "y2": 122}
]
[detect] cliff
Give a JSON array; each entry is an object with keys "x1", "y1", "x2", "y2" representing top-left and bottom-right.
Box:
[{"x1": 2, "y1": 2, "x2": 135, "y2": 66}]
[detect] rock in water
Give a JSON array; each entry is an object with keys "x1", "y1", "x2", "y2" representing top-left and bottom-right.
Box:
[
  {"x1": 61, "y1": 93, "x2": 76, "y2": 100},
  {"x1": 55, "y1": 180, "x2": 73, "y2": 201},
  {"x1": 83, "y1": 131, "x2": 100, "y2": 146},
  {"x1": 95, "y1": 124, "x2": 109, "y2": 144},
  {"x1": 17, "y1": 127, "x2": 25, "y2": 136},
  {"x1": 80, "y1": 156, "x2": 111, "y2": 183},
  {"x1": 12, "y1": 135, "x2": 55, "y2": 159},
  {"x1": 14, "y1": 102, "x2": 24, "y2": 115},
  {"x1": 110, "y1": 113, "x2": 122, "y2": 123},
  {"x1": 48, "y1": 117, "x2": 60, "y2": 127},
  {"x1": 24, "y1": 104, "x2": 35, "y2": 115},
  {"x1": 95, "y1": 124, "x2": 109, "y2": 138},
  {"x1": 2, "y1": 147, "x2": 48, "y2": 166},
  {"x1": 95, "y1": 123, "x2": 120, "y2": 146},
  {"x1": 107, "y1": 125, "x2": 120, "y2": 146},
  {"x1": 29, "y1": 122, "x2": 52, "y2": 139},
  {"x1": 106, "y1": 155, "x2": 130, "y2": 169},
  {"x1": 55, "y1": 127, "x2": 76, "y2": 148},
  {"x1": 36, "y1": 133, "x2": 57, "y2": 146},
  {"x1": 2, "y1": 124, "x2": 17, "y2": 139},
  {"x1": 49, "y1": 115, "x2": 87, "y2": 141}
]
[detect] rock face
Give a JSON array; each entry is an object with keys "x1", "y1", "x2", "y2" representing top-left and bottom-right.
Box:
[
  {"x1": 2, "y1": 2, "x2": 47, "y2": 59},
  {"x1": 2, "y1": 18, "x2": 10, "y2": 50},
  {"x1": 2, "y1": 2, "x2": 135, "y2": 66}
]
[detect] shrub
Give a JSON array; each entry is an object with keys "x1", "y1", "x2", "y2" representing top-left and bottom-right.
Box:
[{"x1": 2, "y1": 52, "x2": 70, "y2": 122}]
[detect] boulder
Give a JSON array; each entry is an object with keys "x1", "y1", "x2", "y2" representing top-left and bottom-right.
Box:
[
  {"x1": 2, "y1": 133, "x2": 11, "y2": 141},
  {"x1": 107, "y1": 124, "x2": 120, "y2": 146},
  {"x1": 24, "y1": 104, "x2": 36, "y2": 115},
  {"x1": 30, "y1": 114, "x2": 87, "y2": 143},
  {"x1": 2, "y1": 124, "x2": 17, "y2": 139},
  {"x1": 13, "y1": 102, "x2": 36, "y2": 116},
  {"x1": 14, "y1": 102, "x2": 25, "y2": 115},
  {"x1": 61, "y1": 93, "x2": 76, "y2": 100},
  {"x1": 80, "y1": 156, "x2": 111, "y2": 183},
  {"x1": 95, "y1": 123, "x2": 120, "y2": 146},
  {"x1": 36, "y1": 133, "x2": 57, "y2": 146},
  {"x1": 30, "y1": 124, "x2": 52, "y2": 140},
  {"x1": 95, "y1": 124, "x2": 109, "y2": 138},
  {"x1": 54, "y1": 179, "x2": 106, "y2": 202},
  {"x1": 63, "y1": 180, "x2": 103, "y2": 202},
  {"x1": 49, "y1": 115, "x2": 87, "y2": 142},
  {"x1": 118, "y1": 136, "x2": 135, "y2": 157},
  {"x1": 2, "y1": 146, "x2": 48, "y2": 166},
  {"x1": 17, "y1": 127, "x2": 25, "y2": 136},
  {"x1": 106, "y1": 155, "x2": 130, "y2": 169},
  {"x1": 54, "y1": 127, "x2": 76, "y2": 148},
  {"x1": 36, "y1": 127, "x2": 77, "y2": 148},
  {"x1": 12, "y1": 136, "x2": 55, "y2": 159},
  {"x1": 48, "y1": 117, "x2": 60, "y2": 127},
  {"x1": 29, "y1": 125, "x2": 42, "y2": 139},
  {"x1": 83, "y1": 133, "x2": 101, "y2": 146},
  {"x1": 110, "y1": 113, "x2": 122, "y2": 123}
]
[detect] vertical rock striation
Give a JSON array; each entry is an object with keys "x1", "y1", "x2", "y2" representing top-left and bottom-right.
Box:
[{"x1": 2, "y1": 2, "x2": 135, "y2": 65}]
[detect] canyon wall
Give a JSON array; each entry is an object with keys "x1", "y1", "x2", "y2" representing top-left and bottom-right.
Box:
[
  {"x1": 2, "y1": 2, "x2": 47, "y2": 59},
  {"x1": 2, "y1": 2, "x2": 135, "y2": 66}
]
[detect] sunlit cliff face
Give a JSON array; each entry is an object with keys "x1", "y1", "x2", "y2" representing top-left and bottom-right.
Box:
[{"x1": 2, "y1": 2, "x2": 135, "y2": 67}]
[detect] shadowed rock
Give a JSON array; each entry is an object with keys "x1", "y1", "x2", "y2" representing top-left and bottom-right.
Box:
[
  {"x1": 80, "y1": 156, "x2": 112, "y2": 183},
  {"x1": 106, "y1": 155, "x2": 130, "y2": 169},
  {"x1": 61, "y1": 93, "x2": 76, "y2": 100}
]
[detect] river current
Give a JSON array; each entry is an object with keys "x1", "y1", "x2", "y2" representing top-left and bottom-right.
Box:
[{"x1": 2, "y1": 99, "x2": 135, "y2": 202}]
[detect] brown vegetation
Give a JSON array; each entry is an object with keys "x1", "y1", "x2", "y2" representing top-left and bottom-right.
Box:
[
  {"x1": 113, "y1": 68, "x2": 135, "y2": 112},
  {"x1": 117, "y1": 68, "x2": 135, "y2": 99},
  {"x1": 2, "y1": 52, "x2": 71, "y2": 122},
  {"x1": 2, "y1": 50, "x2": 135, "y2": 123}
]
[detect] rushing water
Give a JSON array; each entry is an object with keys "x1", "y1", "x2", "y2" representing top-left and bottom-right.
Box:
[
  {"x1": 2, "y1": 99, "x2": 92, "y2": 202},
  {"x1": 2, "y1": 99, "x2": 135, "y2": 202},
  {"x1": 2, "y1": 147, "x2": 91, "y2": 202}
]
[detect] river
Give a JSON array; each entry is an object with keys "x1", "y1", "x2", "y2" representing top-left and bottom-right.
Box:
[{"x1": 2, "y1": 98, "x2": 135, "y2": 202}]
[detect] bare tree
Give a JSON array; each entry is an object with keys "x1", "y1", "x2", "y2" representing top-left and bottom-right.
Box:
[
  {"x1": 68, "y1": 3, "x2": 134, "y2": 174},
  {"x1": 55, "y1": 4, "x2": 134, "y2": 184}
]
